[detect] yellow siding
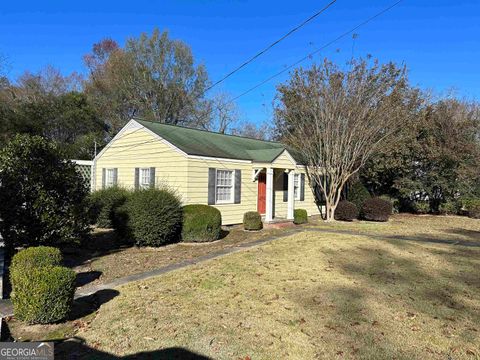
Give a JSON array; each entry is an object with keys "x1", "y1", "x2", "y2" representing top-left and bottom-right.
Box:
[
  {"x1": 186, "y1": 158, "x2": 256, "y2": 225},
  {"x1": 94, "y1": 127, "x2": 189, "y2": 201},
  {"x1": 296, "y1": 167, "x2": 323, "y2": 217},
  {"x1": 271, "y1": 150, "x2": 296, "y2": 169},
  {"x1": 95, "y1": 124, "x2": 321, "y2": 225},
  {"x1": 273, "y1": 168, "x2": 322, "y2": 219}
]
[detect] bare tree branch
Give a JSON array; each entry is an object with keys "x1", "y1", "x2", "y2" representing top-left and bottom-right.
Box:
[{"x1": 275, "y1": 58, "x2": 421, "y2": 220}]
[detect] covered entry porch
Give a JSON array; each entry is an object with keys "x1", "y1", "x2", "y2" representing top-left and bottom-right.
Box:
[{"x1": 252, "y1": 153, "x2": 305, "y2": 223}]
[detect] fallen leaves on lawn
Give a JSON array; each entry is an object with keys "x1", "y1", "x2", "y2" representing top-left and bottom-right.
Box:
[{"x1": 406, "y1": 312, "x2": 417, "y2": 320}]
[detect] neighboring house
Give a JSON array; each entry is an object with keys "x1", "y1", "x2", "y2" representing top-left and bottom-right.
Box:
[{"x1": 93, "y1": 118, "x2": 323, "y2": 225}]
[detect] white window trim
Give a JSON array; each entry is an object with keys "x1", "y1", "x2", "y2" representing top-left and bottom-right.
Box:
[
  {"x1": 139, "y1": 168, "x2": 151, "y2": 189},
  {"x1": 294, "y1": 173, "x2": 301, "y2": 201},
  {"x1": 105, "y1": 168, "x2": 115, "y2": 188},
  {"x1": 215, "y1": 169, "x2": 235, "y2": 205}
]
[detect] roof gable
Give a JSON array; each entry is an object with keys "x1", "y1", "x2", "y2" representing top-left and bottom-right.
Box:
[
  {"x1": 271, "y1": 149, "x2": 297, "y2": 169},
  {"x1": 135, "y1": 118, "x2": 294, "y2": 163}
]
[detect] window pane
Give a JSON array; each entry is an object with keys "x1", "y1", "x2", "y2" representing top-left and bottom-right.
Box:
[
  {"x1": 140, "y1": 168, "x2": 150, "y2": 188},
  {"x1": 294, "y1": 174, "x2": 300, "y2": 199},
  {"x1": 106, "y1": 169, "x2": 114, "y2": 187},
  {"x1": 216, "y1": 170, "x2": 233, "y2": 202}
]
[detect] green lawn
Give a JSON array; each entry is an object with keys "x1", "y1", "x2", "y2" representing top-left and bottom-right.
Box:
[{"x1": 66, "y1": 215, "x2": 479, "y2": 359}]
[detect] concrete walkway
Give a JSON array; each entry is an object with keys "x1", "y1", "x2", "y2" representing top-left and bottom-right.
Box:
[{"x1": 1, "y1": 226, "x2": 478, "y2": 317}]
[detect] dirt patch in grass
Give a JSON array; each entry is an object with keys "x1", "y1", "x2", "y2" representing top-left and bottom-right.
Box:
[
  {"x1": 64, "y1": 228, "x2": 480, "y2": 359},
  {"x1": 66, "y1": 226, "x2": 284, "y2": 292}
]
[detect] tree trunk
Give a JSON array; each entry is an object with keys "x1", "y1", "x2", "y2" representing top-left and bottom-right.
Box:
[{"x1": 324, "y1": 201, "x2": 336, "y2": 221}]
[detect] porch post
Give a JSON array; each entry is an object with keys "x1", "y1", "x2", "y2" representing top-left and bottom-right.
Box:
[
  {"x1": 265, "y1": 168, "x2": 274, "y2": 222},
  {"x1": 287, "y1": 170, "x2": 295, "y2": 220}
]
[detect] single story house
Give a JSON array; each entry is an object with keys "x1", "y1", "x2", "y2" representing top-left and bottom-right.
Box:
[{"x1": 93, "y1": 118, "x2": 323, "y2": 225}]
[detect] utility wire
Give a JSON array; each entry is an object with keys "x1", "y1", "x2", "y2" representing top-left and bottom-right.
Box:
[
  {"x1": 204, "y1": 0, "x2": 338, "y2": 92},
  {"x1": 229, "y1": 0, "x2": 404, "y2": 103},
  {"x1": 97, "y1": 0, "x2": 403, "y2": 156}
]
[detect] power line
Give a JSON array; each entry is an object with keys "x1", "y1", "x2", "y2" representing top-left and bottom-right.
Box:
[
  {"x1": 229, "y1": 0, "x2": 404, "y2": 103},
  {"x1": 204, "y1": 0, "x2": 338, "y2": 92},
  {"x1": 97, "y1": 0, "x2": 402, "y2": 155}
]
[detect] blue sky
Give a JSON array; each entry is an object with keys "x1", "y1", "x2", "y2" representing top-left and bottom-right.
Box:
[{"x1": 1, "y1": 0, "x2": 479, "y2": 124}]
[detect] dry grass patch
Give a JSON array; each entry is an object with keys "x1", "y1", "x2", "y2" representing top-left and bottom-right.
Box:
[
  {"x1": 69, "y1": 226, "x2": 284, "y2": 290},
  {"x1": 71, "y1": 230, "x2": 480, "y2": 359},
  {"x1": 309, "y1": 214, "x2": 480, "y2": 244}
]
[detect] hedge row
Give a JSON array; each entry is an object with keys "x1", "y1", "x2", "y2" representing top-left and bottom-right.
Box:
[
  {"x1": 94, "y1": 189, "x2": 224, "y2": 245},
  {"x1": 403, "y1": 198, "x2": 480, "y2": 218}
]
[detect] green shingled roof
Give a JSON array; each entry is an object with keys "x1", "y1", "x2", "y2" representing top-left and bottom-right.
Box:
[{"x1": 135, "y1": 119, "x2": 297, "y2": 163}]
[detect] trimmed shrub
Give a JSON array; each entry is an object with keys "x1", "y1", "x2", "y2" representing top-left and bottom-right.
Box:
[
  {"x1": 182, "y1": 205, "x2": 222, "y2": 242},
  {"x1": 11, "y1": 246, "x2": 62, "y2": 271},
  {"x1": 243, "y1": 211, "x2": 263, "y2": 231},
  {"x1": 438, "y1": 201, "x2": 460, "y2": 215},
  {"x1": 11, "y1": 265, "x2": 76, "y2": 324},
  {"x1": 334, "y1": 201, "x2": 358, "y2": 221},
  {"x1": 294, "y1": 209, "x2": 308, "y2": 224},
  {"x1": 117, "y1": 188, "x2": 183, "y2": 246},
  {"x1": 361, "y1": 197, "x2": 392, "y2": 222},
  {"x1": 347, "y1": 182, "x2": 371, "y2": 210},
  {"x1": 87, "y1": 187, "x2": 130, "y2": 228}
]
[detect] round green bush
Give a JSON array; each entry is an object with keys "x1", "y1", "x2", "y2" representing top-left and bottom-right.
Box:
[
  {"x1": 294, "y1": 209, "x2": 308, "y2": 224},
  {"x1": 361, "y1": 197, "x2": 392, "y2": 222},
  {"x1": 182, "y1": 204, "x2": 222, "y2": 242},
  {"x1": 347, "y1": 182, "x2": 371, "y2": 210},
  {"x1": 118, "y1": 188, "x2": 183, "y2": 247},
  {"x1": 11, "y1": 246, "x2": 62, "y2": 271},
  {"x1": 11, "y1": 266, "x2": 76, "y2": 324},
  {"x1": 87, "y1": 187, "x2": 130, "y2": 228},
  {"x1": 334, "y1": 201, "x2": 358, "y2": 221},
  {"x1": 243, "y1": 211, "x2": 263, "y2": 231}
]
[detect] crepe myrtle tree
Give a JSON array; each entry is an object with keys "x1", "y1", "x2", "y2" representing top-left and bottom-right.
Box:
[{"x1": 274, "y1": 58, "x2": 421, "y2": 221}]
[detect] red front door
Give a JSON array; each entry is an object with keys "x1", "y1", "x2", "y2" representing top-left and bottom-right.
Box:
[{"x1": 257, "y1": 172, "x2": 266, "y2": 214}]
